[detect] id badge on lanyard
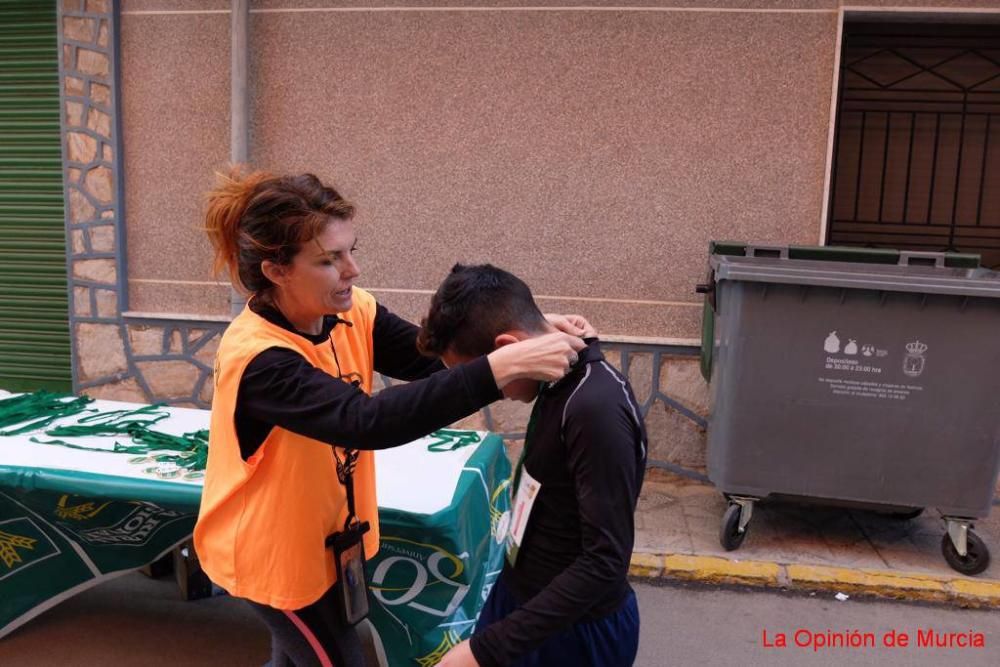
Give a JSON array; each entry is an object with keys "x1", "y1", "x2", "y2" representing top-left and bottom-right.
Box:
[
  {"x1": 327, "y1": 448, "x2": 371, "y2": 626},
  {"x1": 326, "y1": 521, "x2": 370, "y2": 626}
]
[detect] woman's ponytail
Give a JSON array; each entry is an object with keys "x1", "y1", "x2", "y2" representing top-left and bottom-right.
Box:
[{"x1": 204, "y1": 165, "x2": 272, "y2": 289}]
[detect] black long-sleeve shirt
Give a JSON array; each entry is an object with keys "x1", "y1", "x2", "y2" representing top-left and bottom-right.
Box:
[
  {"x1": 470, "y1": 340, "x2": 648, "y2": 667},
  {"x1": 233, "y1": 300, "x2": 500, "y2": 458}
]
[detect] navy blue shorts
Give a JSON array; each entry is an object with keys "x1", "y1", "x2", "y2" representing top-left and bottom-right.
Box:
[{"x1": 475, "y1": 574, "x2": 640, "y2": 667}]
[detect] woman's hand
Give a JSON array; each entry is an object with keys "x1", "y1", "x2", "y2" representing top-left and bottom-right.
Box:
[
  {"x1": 437, "y1": 639, "x2": 480, "y2": 667},
  {"x1": 486, "y1": 332, "x2": 586, "y2": 388},
  {"x1": 544, "y1": 313, "x2": 597, "y2": 338}
]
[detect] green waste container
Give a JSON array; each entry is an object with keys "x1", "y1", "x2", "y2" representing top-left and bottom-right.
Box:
[{"x1": 699, "y1": 243, "x2": 1000, "y2": 575}]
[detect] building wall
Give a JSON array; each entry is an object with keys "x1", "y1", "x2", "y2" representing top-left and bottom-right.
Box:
[
  {"x1": 118, "y1": 1, "x2": 846, "y2": 340},
  {"x1": 59, "y1": 1, "x2": 999, "y2": 475}
]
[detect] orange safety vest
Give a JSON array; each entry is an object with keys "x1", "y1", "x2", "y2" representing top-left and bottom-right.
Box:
[{"x1": 193, "y1": 288, "x2": 380, "y2": 610}]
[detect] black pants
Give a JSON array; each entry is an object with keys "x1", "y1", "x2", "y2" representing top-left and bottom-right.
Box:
[{"x1": 246, "y1": 582, "x2": 365, "y2": 667}]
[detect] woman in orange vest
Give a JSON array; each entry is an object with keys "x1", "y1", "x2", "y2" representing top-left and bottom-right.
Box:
[{"x1": 193, "y1": 168, "x2": 587, "y2": 667}]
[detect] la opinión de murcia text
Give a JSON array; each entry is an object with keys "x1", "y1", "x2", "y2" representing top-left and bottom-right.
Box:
[{"x1": 761, "y1": 628, "x2": 985, "y2": 651}]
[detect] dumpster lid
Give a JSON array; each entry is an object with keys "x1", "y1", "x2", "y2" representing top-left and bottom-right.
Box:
[
  {"x1": 709, "y1": 241, "x2": 982, "y2": 269},
  {"x1": 709, "y1": 244, "x2": 1000, "y2": 299}
]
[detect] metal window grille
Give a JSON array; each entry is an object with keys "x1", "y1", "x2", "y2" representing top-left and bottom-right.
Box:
[{"x1": 828, "y1": 23, "x2": 1000, "y2": 269}]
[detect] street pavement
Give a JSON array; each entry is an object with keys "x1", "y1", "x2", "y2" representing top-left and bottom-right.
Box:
[
  {"x1": 635, "y1": 579, "x2": 999, "y2": 666},
  {"x1": 1, "y1": 571, "x2": 997, "y2": 666}
]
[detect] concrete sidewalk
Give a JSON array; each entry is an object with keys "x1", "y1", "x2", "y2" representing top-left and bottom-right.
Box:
[{"x1": 629, "y1": 468, "x2": 1000, "y2": 608}]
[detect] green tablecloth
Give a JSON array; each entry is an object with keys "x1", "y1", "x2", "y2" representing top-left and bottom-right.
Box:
[{"x1": 0, "y1": 398, "x2": 511, "y2": 666}]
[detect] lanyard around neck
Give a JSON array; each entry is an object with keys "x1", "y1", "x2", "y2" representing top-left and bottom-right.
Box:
[{"x1": 511, "y1": 386, "x2": 546, "y2": 495}]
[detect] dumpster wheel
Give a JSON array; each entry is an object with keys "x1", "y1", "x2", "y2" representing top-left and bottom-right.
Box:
[
  {"x1": 720, "y1": 502, "x2": 749, "y2": 551},
  {"x1": 941, "y1": 531, "x2": 990, "y2": 576}
]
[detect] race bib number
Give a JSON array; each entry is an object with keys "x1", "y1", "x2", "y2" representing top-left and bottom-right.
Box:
[{"x1": 506, "y1": 467, "x2": 541, "y2": 567}]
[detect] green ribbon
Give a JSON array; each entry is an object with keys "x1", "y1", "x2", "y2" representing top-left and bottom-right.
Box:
[
  {"x1": 426, "y1": 429, "x2": 483, "y2": 452},
  {"x1": 45, "y1": 403, "x2": 170, "y2": 436},
  {"x1": 0, "y1": 392, "x2": 95, "y2": 436}
]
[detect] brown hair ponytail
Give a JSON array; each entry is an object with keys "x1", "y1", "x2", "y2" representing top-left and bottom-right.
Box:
[{"x1": 204, "y1": 166, "x2": 355, "y2": 294}]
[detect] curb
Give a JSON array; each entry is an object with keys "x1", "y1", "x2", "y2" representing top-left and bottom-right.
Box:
[{"x1": 629, "y1": 553, "x2": 1000, "y2": 609}]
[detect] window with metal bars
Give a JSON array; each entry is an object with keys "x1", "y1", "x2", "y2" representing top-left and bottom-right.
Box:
[{"x1": 827, "y1": 22, "x2": 1000, "y2": 269}]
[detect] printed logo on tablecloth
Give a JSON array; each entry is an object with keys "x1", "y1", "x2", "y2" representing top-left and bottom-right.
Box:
[
  {"x1": 0, "y1": 518, "x2": 60, "y2": 582},
  {"x1": 415, "y1": 630, "x2": 462, "y2": 667},
  {"x1": 490, "y1": 478, "x2": 511, "y2": 544},
  {"x1": 54, "y1": 495, "x2": 112, "y2": 521},
  {"x1": 370, "y1": 537, "x2": 471, "y2": 619},
  {"x1": 51, "y1": 501, "x2": 186, "y2": 547}
]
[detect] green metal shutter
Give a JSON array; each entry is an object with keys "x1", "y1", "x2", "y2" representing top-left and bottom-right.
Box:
[{"x1": 0, "y1": 1, "x2": 71, "y2": 392}]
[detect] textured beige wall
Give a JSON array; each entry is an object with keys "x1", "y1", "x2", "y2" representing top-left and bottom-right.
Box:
[
  {"x1": 249, "y1": 8, "x2": 837, "y2": 339},
  {"x1": 121, "y1": 11, "x2": 231, "y2": 315},
  {"x1": 120, "y1": 3, "x2": 990, "y2": 338}
]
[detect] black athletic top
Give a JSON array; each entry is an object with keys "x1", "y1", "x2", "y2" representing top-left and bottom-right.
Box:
[{"x1": 470, "y1": 340, "x2": 648, "y2": 667}]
